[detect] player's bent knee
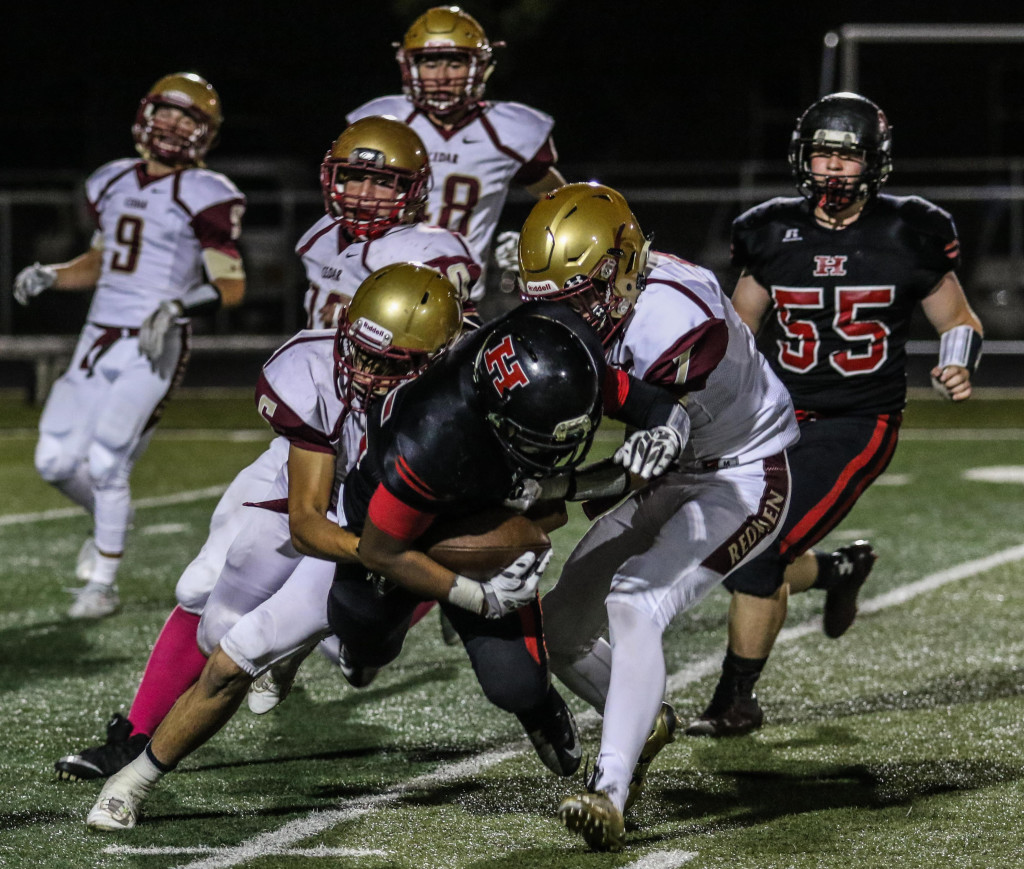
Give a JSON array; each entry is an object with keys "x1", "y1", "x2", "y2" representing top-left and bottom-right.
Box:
[
  {"x1": 175, "y1": 564, "x2": 218, "y2": 613},
  {"x1": 722, "y1": 550, "x2": 787, "y2": 597},
  {"x1": 218, "y1": 609, "x2": 281, "y2": 675},
  {"x1": 197, "y1": 605, "x2": 244, "y2": 658},
  {"x1": 87, "y1": 440, "x2": 128, "y2": 488},
  {"x1": 472, "y1": 651, "x2": 548, "y2": 713},
  {"x1": 34, "y1": 435, "x2": 77, "y2": 483}
]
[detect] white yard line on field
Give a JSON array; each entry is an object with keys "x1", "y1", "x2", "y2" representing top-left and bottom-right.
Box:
[
  {"x1": 0, "y1": 428, "x2": 270, "y2": 441},
  {"x1": 100, "y1": 539, "x2": 1024, "y2": 868},
  {"x1": 0, "y1": 486, "x2": 228, "y2": 527}
]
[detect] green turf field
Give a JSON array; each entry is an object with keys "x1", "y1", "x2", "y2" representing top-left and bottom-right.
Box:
[{"x1": 0, "y1": 392, "x2": 1022, "y2": 868}]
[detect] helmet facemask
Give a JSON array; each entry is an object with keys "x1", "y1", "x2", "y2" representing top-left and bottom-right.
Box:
[
  {"x1": 395, "y1": 6, "x2": 496, "y2": 118},
  {"x1": 336, "y1": 315, "x2": 435, "y2": 412},
  {"x1": 486, "y1": 410, "x2": 596, "y2": 476},
  {"x1": 788, "y1": 92, "x2": 892, "y2": 214},
  {"x1": 321, "y1": 162, "x2": 425, "y2": 241},
  {"x1": 334, "y1": 261, "x2": 463, "y2": 413},
  {"x1": 132, "y1": 74, "x2": 221, "y2": 167},
  {"x1": 400, "y1": 47, "x2": 491, "y2": 116},
  {"x1": 520, "y1": 222, "x2": 650, "y2": 343}
]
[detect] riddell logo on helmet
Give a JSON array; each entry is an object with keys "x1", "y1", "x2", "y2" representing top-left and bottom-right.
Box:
[
  {"x1": 482, "y1": 335, "x2": 529, "y2": 396},
  {"x1": 524, "y1": 280, "x2": 561, "y2": 297},
  {"x1": 352, "y1": 317, "x2": 394, "y2": 351}
]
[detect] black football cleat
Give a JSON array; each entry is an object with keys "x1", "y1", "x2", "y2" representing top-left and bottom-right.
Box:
[
  {"x1": 684, "y1": 693, "x2": 764, "y2": 738},
  {"x1": 524, "y1": 695, "x2": 582, "y2": 776},
  {"x1": 823, "y1": 540, "x2": 877, "y2": 639},
  {"x1": 54, "y1": 713, "x2": 149, "y2": 781},
  {"x1": 338, "y1": 644, "x2": 379, "y2": 689}
]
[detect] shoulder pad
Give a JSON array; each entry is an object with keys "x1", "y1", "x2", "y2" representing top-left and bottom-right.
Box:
[
  {"x1": 732, "y1": 196, "x2": 803, "y2": 233},
  {"x1": 880, "y1": 194, "x2": 957, "y2": 238},
  {"x1": 346, "y1": 96, "x2": 412, "y2": 124}
]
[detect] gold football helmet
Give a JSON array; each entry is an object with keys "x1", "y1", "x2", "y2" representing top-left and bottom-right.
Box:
[
  {"x1": 337, "y1": 262, "x2": 463, "y2": 410},
  {"x1": 320, "y1": 116, "x2": 431, "y2": 241},
  {"x1": 518, "y1": 182, "x2": 651, "y2": 341},
  {"x1": 395, "y1": 6, "x2": 496, "y2": 116},
  {"x1": 132, "y1": 72, "x2": 223, "y2": 167}
]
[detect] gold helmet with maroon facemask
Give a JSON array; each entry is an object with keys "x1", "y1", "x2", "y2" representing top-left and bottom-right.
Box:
[
  {"x1": 132, "y1": 73, "x2": 223, "y2": 167},
  {"x1": 336, "y1": 262, "x2": 463, "y2": 412},
  {"x1": 395, "y1": 6, "x2": 497, "y2": 117},
  {"x1": 518, "y1": 182, "x2": 651, "y2": 344},
  {"x1": 320, "y1": 117, "x2": 431, "y2": 241}
]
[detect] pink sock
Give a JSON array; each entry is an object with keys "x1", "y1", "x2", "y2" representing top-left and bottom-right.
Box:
[
  {"x1": 127, "y1": 606, "x2": 207, "y2": 736},
  {"x1": 410, "y1": 600, "x2": 436, "y2": 627}
]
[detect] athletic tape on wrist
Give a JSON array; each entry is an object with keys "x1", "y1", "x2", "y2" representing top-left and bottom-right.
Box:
[{"x1": 937, "y1": 325, "x2": 982, "y2": 373}]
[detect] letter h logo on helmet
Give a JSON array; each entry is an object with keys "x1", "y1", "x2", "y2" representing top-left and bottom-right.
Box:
[{"x1": 482, "y1": 334, "x2": 530, "y2": 397}]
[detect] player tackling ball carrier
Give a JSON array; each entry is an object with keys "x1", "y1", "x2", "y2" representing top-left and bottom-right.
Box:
[{"x1": 516, "y1": 182, "x2": 800, "y2": 851}]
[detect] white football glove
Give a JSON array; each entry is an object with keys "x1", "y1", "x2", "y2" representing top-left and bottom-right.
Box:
[
  {"x1": 448, "y1": 549, "x2": 552, "y2": 619},
  {"x1": 479, "y1": 549, "x2": 551, "y2": 618},
  {"x1": 13, "y1": 262, "x2": 57, "y2": 305},
  {"x1": 493, "y1": 230, "x2": 520, "y2": 272},
  {"x1": 613, "y1": 425, "x2": 683, "y2": 480},
  {"x1": 138, "y1": 300, "x2": 183, "y2": 363}
]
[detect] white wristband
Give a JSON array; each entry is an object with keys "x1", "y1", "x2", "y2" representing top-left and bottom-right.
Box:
[
  {"x1": 937, "y1": 325, "x2": 982, "y2": 372},
  {"x1": 446, "y1": 574, "x2": 485, "y2": 615}
]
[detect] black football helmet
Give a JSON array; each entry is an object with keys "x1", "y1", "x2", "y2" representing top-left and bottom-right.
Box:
[
  {"x1": 473, "y1": 312, "x2": 601, "y2": 475},
  {"x1": 788, "y1": 92, "x2": 892, "y2": 213}
]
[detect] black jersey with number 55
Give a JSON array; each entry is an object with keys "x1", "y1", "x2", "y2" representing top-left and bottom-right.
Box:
[{"x1": 731, "y1": 193, "x2": 960, "y2": 414}]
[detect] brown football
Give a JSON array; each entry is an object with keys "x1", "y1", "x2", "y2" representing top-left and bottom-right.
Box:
[{"x1": 420, "y1": 507, "x2": 551, "y2": 581}]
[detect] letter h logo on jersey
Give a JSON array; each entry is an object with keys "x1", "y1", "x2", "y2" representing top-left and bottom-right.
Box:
[
  {"x1": 482, "y1": 334, "x2": 530, "y2": 397},
  {"x1": 813, "y1": 255, "x2": 848, "y2": 277}
]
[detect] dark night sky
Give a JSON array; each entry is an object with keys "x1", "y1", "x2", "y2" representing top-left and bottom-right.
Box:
[{"x1": 4, "y1": 2, "x2": 1024, "y2": 179}]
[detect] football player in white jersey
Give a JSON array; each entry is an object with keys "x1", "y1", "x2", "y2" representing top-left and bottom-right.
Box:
[
  {"x1": 12, "y1": 72, "x2": 246, "y2": 620},
  {"x1": 343, "y1": 5, "x2": 566, "y2": 319},
  {"x1": 517, "y1": 184, "x2": 800, "y2": 851},
  {"x1": 54, "y1": 122, "x2": 480, "y2": 783},
  {"x1": 84, "y1": 264, "x2": 464, "y2": 831},
  {"x1": 296, "y1": 115, "x2": 480, "y2": 329}
]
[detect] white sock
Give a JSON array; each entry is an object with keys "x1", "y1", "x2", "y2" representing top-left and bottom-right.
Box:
[
  {"x1": 91, "y1": 552, "x2": 121, "y2": 587},
  {"x1": 594, "y1": 601, "x2": 666, "y2": 811}
]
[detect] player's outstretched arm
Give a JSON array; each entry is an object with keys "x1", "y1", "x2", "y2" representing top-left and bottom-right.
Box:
[{"x1": 13, "y1": 247, "x2": 103, "y2": 304}]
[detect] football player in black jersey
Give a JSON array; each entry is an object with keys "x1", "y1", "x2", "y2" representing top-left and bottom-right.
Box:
[
  {"x1": 686, "y1": 92, "x2": 984, "y2": 738},
  {"x1": 329, "y1": 302, "x2": 686, "y2": 779}
]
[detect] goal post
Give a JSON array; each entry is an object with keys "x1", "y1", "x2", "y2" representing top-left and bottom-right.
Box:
[{"x1": 819, "y1": 23, "x2": 1024, "y2": 96}]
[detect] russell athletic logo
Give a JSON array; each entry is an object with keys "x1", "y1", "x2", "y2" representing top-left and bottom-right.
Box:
[{"x1": 481, "y1": 334, "x2": 530, "y2": 397}]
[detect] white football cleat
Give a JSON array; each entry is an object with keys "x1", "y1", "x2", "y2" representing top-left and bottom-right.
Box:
[
  {"x1": 86, "y1": 766, "x2": 153, "y2": 831},
  {"x1": 247, "y1": 666, "x2": 293, "y2": 715},
  {"x1": 68, "y1": 582, "x2": 120, "y2": 620},
  {"x1": 75, "y1": 537, "x2": 98, "y2": 581}
]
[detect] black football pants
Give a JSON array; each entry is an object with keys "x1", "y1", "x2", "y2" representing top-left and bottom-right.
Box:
[
  {"x1": 724, "y1": 411, "x2": 901, "y2": 597},
  {"x1": 327, "y1": 563, "x2": 551, "y2": 714}
]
